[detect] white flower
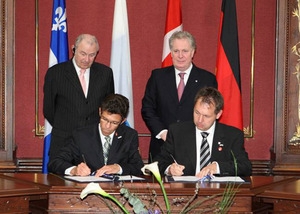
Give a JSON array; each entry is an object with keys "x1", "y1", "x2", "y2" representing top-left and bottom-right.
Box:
[
  {"x1": 80, "y1": 182, "x2": 109, "y2": 199},
  {"x1": 80, "y1": 182, "x2": 130, "y2": 214},
  {"x1": 141, "y1": 161, "x2": 162, "y2": 182}
]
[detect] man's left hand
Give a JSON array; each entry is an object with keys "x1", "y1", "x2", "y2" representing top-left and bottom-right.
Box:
[
  {"x1": 94, "y1": 164, "x2": 120, "y2": 177},
  {"x1": 196, "y1": 162, "x2": 217, "y2": 179}
]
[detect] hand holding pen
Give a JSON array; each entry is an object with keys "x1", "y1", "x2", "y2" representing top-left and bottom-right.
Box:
[
  {"x1": 169, "y1": 154, "x2": 185, "y2": 176},
  {"x1": 71, "y1": 154, "x2": 91, "y2": 176}
]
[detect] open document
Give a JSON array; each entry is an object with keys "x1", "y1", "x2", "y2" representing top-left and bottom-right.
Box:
[
  {"x1": 166, "y1": 176, "x2": 245, "y2": 183},
  {"x1": 64, "y1": 175, "x2": 145, "y2": 183}
]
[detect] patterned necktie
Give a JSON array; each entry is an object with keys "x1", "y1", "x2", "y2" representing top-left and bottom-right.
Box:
[
  {"x1": 177, "y1": 72, "x2": 186, "y2": 101},
  {"x1": 103, "y1": 136, "x2": 111, "y2": 165},
  {"x1": 79, "y1": 69, "x2": 86, "y2": 95},
  {"x1": 200, "y1": 132, "x2": 210, "y2": 170}
]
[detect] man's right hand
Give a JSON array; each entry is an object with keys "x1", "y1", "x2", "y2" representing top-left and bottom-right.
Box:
[
  {"x1": 71, "y1": 162, "x2": 91, "y2": 176},
  {"x1": 169, "y1": 163, "x2": 185, "y2": 176}
]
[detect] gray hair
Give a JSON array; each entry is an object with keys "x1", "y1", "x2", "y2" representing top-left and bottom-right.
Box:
[
  {"x1": 169, "y1": 31, "x2": 196, "y2": 51},
  {"x1": 74, "y1": 34, "x2": 99, "y2": 52}
]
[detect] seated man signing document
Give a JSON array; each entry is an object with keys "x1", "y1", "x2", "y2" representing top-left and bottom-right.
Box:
[
  {"x1": 48, "y1": 94, "x2": 144, "y2": 177},
  {"x1": 154, "y1": 87, "x2": 252, "y2": 179}
]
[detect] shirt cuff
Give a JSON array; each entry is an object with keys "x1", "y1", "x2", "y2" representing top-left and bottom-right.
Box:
[
  {"x1": 212, "y1": 161, "x2": 220, "y2": 174},
  {"x1": 115, "y1": 163, "x2": 123, "y2": 175},
  {"x1": 164, "y1": 165, "x2": 172, "y2": 176},
  {"x1": 156, "y1": 129, "x2": 168, "y2": 139},
  {"x1": 65, "y1": 166, "x2": 76, "y2": 175}
]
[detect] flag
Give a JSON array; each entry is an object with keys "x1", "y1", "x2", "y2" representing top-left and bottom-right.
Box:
[
  {"x1": 215, "y1": 0, "x2": 243, "y2": 130},
  {"x1": 110, "y1": 0, "x2": 134, "y2": 127},
  {"x1": 42, "y1": 0, "x2": 69, "y2": 173},
  {"x1": 162, "y1": 0, "x2": 183, "y2": 67}
]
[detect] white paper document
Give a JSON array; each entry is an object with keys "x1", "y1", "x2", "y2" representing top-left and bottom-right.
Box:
[
  {"x1": 211, "y1": 176, "x2": 245, "y2": 183},
  {"x1": 64, "y1": 175, "x2": 145, "y2": 183},
  {"x1": 170, "y1": 176, "x2": 245, "y2": 183}
]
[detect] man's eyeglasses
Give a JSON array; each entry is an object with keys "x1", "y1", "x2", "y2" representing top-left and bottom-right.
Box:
[{"x1": 100, "y1": 116, "x2": 121, "y2": 126}]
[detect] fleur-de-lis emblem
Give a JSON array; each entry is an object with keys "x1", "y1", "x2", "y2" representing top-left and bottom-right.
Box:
[{"x1": 52, "y1": 7, "x2": 67, "y2": 33}]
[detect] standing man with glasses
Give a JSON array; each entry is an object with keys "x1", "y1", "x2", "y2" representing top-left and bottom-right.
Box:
[
  {"x1": 48, "y1": 94, "x2": 144, "y2": 177},
  {"x1": 141, "y1": 31, "x2": 218, "y2": 162},
  {"x1": 43, "y1": 34, "x2": 114, "y2": 162}
]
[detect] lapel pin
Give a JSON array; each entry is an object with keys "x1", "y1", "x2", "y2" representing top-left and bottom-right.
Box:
[{"x1": 218, "y1": 142, "x2": 224, "y2": 151}]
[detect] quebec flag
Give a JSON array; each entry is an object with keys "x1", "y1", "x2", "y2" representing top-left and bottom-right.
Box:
[
  {"x1": 42, "y1": 0, "x2": 69, "y2": 173},
  {"x1": 110, "y1": 0, "x2": 134, "y2": 127}
]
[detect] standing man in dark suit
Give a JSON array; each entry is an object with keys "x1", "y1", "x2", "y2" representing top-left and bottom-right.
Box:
[
  {"x1": 48, "y1": 94, "x2": 144, "y2": 176},
  {"x1": 43, "y1": 34, "x2": 114, "y2": 162},
  {"x1": 154, "y1": 87, "x2": 252, "y2": 178},
  {"x1": 141, "y1": 31, "x2": 218, "y2": 162}
]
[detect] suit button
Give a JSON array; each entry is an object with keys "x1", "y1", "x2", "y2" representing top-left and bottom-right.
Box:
[{"x1": 177, "y1": 119, "x2": 181, "y2": 122}]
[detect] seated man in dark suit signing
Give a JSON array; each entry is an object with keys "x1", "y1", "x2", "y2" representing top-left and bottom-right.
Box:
[
  {"x1": 154, "y1": 87, "x2": 252, "y2": 179},
  {"x1": 48, "y1": 94, "x2": 144, "y2": 177}
]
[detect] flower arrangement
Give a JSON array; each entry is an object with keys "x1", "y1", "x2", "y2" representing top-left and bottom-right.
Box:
[{"x1": 80, "y1": 160, "x2": 239, "y2": 214}]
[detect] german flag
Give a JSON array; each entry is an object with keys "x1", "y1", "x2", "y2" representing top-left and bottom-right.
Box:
[{"x1": 216, "y1": 0, "x2": 243, "y2": 130}]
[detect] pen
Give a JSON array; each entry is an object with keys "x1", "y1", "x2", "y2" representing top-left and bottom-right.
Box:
[
  {"x1": 170, "y1": 154, "x2": 178, "y2": 165},
  {"x1": 81, "y1": 154, "x2": 86, "y2": 163},
  {"x1": 200, "y1": 174, "x2": 214, "y2": 182},
  {"x1": 101, "y1": 174, "x2": 119, "y2": 181},
  {"x1": 101, "y1": 174, "x2": 115, "y2": 179},
  {"x1": 89, "y1": 171, "x2": 115, "y2": 179},
  {"x1": 82, "y1": 154, "x2": 94, "y2": 176}
]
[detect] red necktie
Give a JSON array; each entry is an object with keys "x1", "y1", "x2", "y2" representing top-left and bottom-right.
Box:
[
  {"x1": 177, "y1": 72, "x2": 186, "y2": 101},
  {"x1": 79, "y1": 69, "x2": 86, "y2": 95}
]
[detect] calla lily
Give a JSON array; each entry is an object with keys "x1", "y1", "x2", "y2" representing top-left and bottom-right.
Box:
[
  {"x1": 80, "y1": 182, "x2": 109, "y2": 199},
  {"x1": 141, "y1": 162, "x2": 170, "y2": 213},
  {"x1": 141, "y1": 161, "x2": 162, "y2": 182},
  {"x1": 80, "y1": 182, "x2": 129, "y2": 214}
]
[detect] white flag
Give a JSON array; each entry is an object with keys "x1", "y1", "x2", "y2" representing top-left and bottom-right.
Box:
[{"x1": 110, "y1": 0, "x2": 134, "y2": 127}]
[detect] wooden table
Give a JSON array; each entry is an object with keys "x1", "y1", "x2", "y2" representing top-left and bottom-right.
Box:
[
  {"x1": 0, "y1": 173, "x2": 47, "y2": 213},
  {"x1": 256, "y1": 177, "x2": 300, "y2": 213},
  {"x1": 0, "y1": 173, "x2": 297, "y2": 213}
]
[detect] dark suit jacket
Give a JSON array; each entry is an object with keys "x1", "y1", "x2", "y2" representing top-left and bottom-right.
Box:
[
  {"x1": 141, "y1": 64, "x2": 217, "y2": 160},
  {"x1": 48, "y1": 123, "x2": 144, "y2": 176},
  {"x1": 43, "y1": 60, "x2": 114, "y2": 157},
  {"x1": 154, "y1": 121, "x2": 252, "y2": 177}
]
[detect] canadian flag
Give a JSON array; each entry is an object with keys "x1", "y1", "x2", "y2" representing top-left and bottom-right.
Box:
[{"x1": 161, "y1": 0, "x2": 183, "y2": 67}]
